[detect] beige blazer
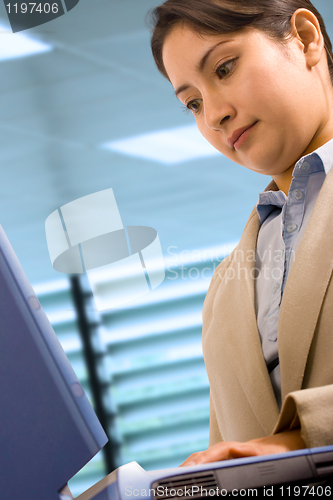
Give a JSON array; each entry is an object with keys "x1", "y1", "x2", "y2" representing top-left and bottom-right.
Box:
[{"x1": 202, "y1": 169, "x2": 333, "y2": 449}]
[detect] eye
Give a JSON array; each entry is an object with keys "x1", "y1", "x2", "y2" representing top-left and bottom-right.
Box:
[
  {"x1": 186, "y1": 98, "x2": 202, "y2": 114},
  {"x1": 215, "y1": 58, "x2": 237, "y2": 80}
]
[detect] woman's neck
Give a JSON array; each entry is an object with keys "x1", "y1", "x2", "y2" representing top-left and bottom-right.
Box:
[{"x1": 272, "y1": 106, "x2": 333, "y2": 195}]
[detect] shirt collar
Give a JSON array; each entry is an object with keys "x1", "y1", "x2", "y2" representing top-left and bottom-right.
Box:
[
  {"x1": 307, "y1": 138, "x2": 333, "y2": 175},
  {"x1": 256, "y1": 138, "x2": 333, "y2": 223}
]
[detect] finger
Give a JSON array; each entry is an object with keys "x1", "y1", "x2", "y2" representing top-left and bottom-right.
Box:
[
  {"x1": 180, "y1": 442, "x2": 260, "y2": 467},
  {"x1": 227, "y1": 442, "x2": 262, "y2": 459},
  {"x1": 180, "y1": 443, "x2": 231, "y2": 466},
  {"x1": 198, "y1": 443, "x2": 231, "y2": 463},
  {"x1": 180, "y1": 452, "x2": 205, "y2": 467}
]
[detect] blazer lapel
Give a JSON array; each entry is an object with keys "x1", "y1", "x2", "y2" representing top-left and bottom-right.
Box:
[
  {"x1": 279, "y1": 168, "x2": 333, "y2": 401},
  {"x1": 211, "y1": 207, "x2": 279, "y2": 435}
]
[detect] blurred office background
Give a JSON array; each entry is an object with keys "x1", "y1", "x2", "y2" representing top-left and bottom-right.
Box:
[{"x1": 0, "y1": 0, "x2": 331, "y2": 496}]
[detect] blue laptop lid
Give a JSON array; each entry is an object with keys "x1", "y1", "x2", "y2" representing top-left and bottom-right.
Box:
[{"x1": 0, "y1": 225, "x2": 108, "y2": 500}]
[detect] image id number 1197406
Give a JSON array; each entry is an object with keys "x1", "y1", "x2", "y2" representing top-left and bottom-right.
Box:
[
  {"x1": 6, "y1": 3, "x2": 59, "y2": 14},
  {"x1": 279, "y1": 485, "x2": 331, "y2": 496}
]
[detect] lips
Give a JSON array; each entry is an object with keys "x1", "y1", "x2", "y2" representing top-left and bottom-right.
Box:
[{"x1": 227, "y1": 121, "x2": 258, "y2": 150}]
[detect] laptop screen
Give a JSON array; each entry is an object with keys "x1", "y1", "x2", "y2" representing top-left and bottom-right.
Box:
[{"x1": 0, "y1": 225, "x2": 107, "y2": 500}]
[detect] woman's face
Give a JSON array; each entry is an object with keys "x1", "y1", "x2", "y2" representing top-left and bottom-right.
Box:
[{"x1": 162, "y1": 25, "x2": 330, "y2": 178}]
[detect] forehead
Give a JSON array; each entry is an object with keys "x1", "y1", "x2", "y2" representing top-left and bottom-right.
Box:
[
  {"x1": 162, "y1": 24, "x2": 286, "y2": 87},
  {"x1": 162, "y1": 24, "x2": 235, "y2": 66}
]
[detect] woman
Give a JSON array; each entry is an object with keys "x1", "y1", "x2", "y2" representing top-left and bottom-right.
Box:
[{"x1": 149, "y1": 0, "x2": 333, "y2": 466}]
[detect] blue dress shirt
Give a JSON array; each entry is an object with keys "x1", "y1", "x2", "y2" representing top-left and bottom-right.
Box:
[{"x1": 255, "y1": 139, "x2": 333, "y2": 408}]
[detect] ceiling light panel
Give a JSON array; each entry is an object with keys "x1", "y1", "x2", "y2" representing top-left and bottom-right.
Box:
[
  {"x1": 102, "y1": 124, "x2": 220, "y2": 164},
  {"x1": 0, "y1": 25, "x2": 52, "y2": 61}
]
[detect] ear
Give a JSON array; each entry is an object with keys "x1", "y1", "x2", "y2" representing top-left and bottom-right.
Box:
[{"x1": 290, "y1": 8, "x2": 325, "y2": 68}]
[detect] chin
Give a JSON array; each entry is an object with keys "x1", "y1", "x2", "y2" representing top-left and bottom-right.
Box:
[{"x1": 240, "y1": 146, "x2": 289, "y2": 176}]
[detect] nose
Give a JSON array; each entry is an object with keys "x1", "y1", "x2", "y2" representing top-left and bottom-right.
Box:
[{"x1": 203, "y1": 91, "x2": 235, "y2": 131}]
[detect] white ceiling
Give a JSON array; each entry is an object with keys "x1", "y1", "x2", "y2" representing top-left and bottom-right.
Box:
[{"x1": 0, "y1": 0, "x2": 331, "y2": 283}]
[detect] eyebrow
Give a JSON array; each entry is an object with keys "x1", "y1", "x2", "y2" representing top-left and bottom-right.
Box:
[{"x1": 174, "y1": 39, "x2": 233, "y2": 97}]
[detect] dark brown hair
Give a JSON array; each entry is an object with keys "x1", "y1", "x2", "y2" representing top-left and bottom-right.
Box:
[{"x1": 149, "y1": 0, "x2": 333, "y2": 84}]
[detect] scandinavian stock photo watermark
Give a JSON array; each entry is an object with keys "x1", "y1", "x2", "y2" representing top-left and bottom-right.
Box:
[
  {"x1": 45, "y1": 188, "x2": 165, "y2": 312},
  {"x1": 165, "y1": 245, "x2": 294, "y2": 283}
]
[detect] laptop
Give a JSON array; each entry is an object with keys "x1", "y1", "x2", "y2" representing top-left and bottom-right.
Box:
[{"x1": 0, "y1": 224, "x2": 332, "y2": 500}]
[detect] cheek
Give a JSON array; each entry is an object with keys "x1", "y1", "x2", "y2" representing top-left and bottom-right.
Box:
[
  {"x1": 237, "y1": 72, "x2": 281, "y2": 115},
  {"x1": 236, "y1": 50, "x2": 298, "y2": 111}
]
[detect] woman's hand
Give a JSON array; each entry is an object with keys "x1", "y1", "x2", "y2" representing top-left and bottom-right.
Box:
[{"x1": 180, "y1": 429, "x2": 305, "y2": 466}]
